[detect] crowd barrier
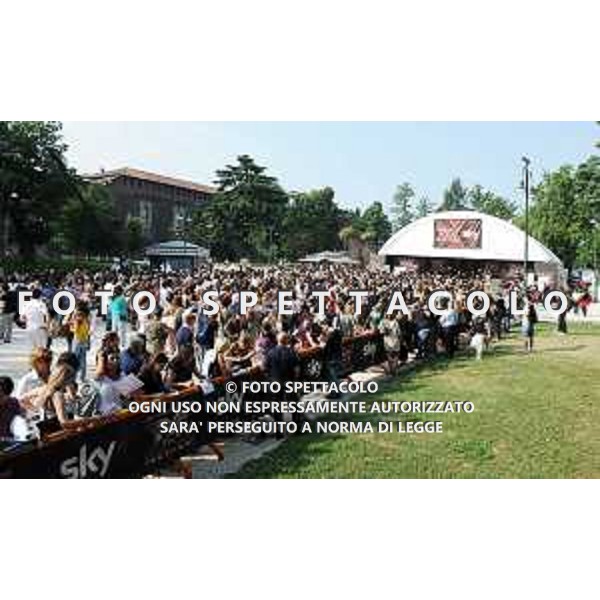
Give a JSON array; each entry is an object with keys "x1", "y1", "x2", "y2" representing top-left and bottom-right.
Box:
[{"x1": 0, "y1": 332, "x2": 385, "y2": 479}]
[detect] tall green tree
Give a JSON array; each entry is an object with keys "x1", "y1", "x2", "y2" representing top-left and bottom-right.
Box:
[
  {"x1": 125, "y1": 217, "x2": 146, "y2": 256},
  {"x1": 529, "y1": 166, "x2": 582, "y2": 270},
  {"x1": 390, "y1": 183, "x2": 415, "y2": 231},
  {"x1": 283, "y1": 187, "x2": 345, "y2": 258},
  {"x1": 0, "y1": 121, "x2": 77, "y2": 257},
  {"x1": 528, "y1": 156, "x2": 600, "y2": 269},
  {"x1": 468, "y1": 184, "x2": 517, "y2": 220},
  {"x1": 358, "y1": 201, "x2": 392, "y2": 247},
  {"x1": 572, "y1": 155, "x2": 600, "y2": 267},
  {"x1": 57, "y1": 183, "x2": 122, "y2": 256},
  {"x1": 414, "y1": 196, "x2": 433, "y2": 218},
  {"x1": 192, "y1": 155, "x2": 288, "y2": 261},
  {"x1": 439, "y1": 178, "x2": 468, "y2": 211}
]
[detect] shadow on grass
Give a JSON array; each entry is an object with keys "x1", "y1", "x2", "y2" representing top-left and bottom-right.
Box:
[
  {"x1": 230, "y1": 330, "x2": 598, "y2": 478},
  {"x1": 232, "y1": 349, "x2": 504, "y2": 478}
]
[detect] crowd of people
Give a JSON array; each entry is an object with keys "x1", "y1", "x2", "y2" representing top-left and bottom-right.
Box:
[{"x1": 0, "y1": 262, "x2": 588, "y2": 442}]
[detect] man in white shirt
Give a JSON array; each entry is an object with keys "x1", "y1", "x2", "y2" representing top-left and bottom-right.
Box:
[
  {"x1": 439, "y1": 304, "x2": 459, "y2": 357},
  {"x1": 21, "y1": 289, "x2": 49, "y2": 350}
]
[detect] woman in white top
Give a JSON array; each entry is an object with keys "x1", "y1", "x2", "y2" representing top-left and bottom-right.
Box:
[{"x1": 15, "y1": 348, "x2": 53, "y2": 420}]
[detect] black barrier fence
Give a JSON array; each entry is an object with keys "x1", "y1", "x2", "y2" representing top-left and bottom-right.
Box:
[{"x1": 0, "y1": 333, "x2": 385, "y2": 479}]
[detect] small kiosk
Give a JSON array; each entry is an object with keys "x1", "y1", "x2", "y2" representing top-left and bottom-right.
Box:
[{"x1": 145, "y1": 240, "x2": 210, "y2": 271}]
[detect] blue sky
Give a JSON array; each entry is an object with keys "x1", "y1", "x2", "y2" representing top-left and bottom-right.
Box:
[{"x1": 62, "y1": 122, "x2": 599, "y2": 213}]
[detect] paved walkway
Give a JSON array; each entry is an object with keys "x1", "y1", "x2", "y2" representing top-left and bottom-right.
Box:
[{"x1": 0, "y1": 322, "x2": 133, "y2": 382}]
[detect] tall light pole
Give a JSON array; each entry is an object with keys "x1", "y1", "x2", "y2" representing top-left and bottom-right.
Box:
[{"x1": 522, "y1": 156, "x2": 531, "y2": 285}]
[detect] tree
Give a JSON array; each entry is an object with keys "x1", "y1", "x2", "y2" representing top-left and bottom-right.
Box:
[
  {"x1": 414, "y1": 196, "x2": 433, "y2": 218},
  {"x1": 468, "y1": 184, "x2": 517, "y2": 220},
  {"x1": 192, "y1": 155, "x2": 288, "y2": 261},
  {"x1": 528, "y1": 157, "x2": 600, "y2": 270},
  {"x1": 572, "y1": 156, "x2": 600, "y2": 267},
  {"x1": 573, "y1": 155, "x2": 600, "y2": 221},
  {"x1": 358, "y1": 201, "x2": 392, "y2": 248},
  {"x1": 283, "y1": 187, "x2": 345, "y2": 259},
  {"x1": 0, "y1": 121, "x2": 77, "y2": 257},
  {"x1": 125, "y1": 217, "x2": 146, "y2": 256},
  {"x1": 528, "y1": 166, "x2": 581, "y2": 270},
  {"x1": 339, "y1": 225, "x2": 369, "y2": 264},
  {"x1": 439, "y1": 178, "x2": 468, "y2": 211},
  {"x1": 57, "y1": 183, "x2": 122, "y2": 257},
  {"x1": 390, "y1": 183, "x2": 415, "y2": 231}
]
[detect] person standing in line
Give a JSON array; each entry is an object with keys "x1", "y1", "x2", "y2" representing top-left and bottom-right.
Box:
[
  {"x1": 70, "y1": 303, "x2": 92, "y2": 382},
  {"x1": 264, "y1": 332, "x2": 301, "y2": 435},
  {"x1": 522, "y1": 301, "x2": 538, "y2": 353},
  {"x1": 379, "y1": 313, "x2": 402, "y2": 376},
  {"x1": 175, "y1": 312, "x2": 196, "y2": 350},
  {"x1": 120, "y1": 335, "x2": 148, "y2": 376},
  {"x1": 196, "y1": 312, "x2": 218, "y2": 367},
  {"x1": 577, "y1": 286, "x2": 592, "y2": 318},
  {"x1": 321, "y1": 319, "x2": 344, "y2": 399},
  {"x1": 439, "y1": 300, "x2": 459, "y2": 358},
  {"x1": 21, "y1": 289, "x2": 49, "y2": 350},
  {"x1": 110, "y1": 285, "x2": 128, "y2": 349},
  {"x1": 555, "y1": 289, "x2": 572, "y2": 335},
  {"x1": 146, "y1": 308, "x2": 169, "y2": 356}
]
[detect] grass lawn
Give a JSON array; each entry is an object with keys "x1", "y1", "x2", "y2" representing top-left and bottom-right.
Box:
[{"x1": 233, "y1": 323, "x2": 600, "y2": 479}]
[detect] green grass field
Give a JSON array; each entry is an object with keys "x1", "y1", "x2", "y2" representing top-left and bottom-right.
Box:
[{"x1": 234, "y1": 323, "x2": 600, "y2": 478}]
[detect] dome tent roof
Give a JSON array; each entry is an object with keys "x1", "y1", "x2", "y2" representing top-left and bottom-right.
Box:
[{"x1": 378, "y1": 210, "x2": 562, "y2": 265}]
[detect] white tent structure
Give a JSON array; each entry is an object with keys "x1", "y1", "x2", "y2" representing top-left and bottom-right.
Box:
[{"x1": 379, "y1": 210, "x2": 562, "y2": 270}]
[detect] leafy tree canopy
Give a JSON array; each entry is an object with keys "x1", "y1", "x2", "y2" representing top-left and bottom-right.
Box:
[
  {"x1": 192, "y1": 155, "x2": 289, "y2": 261},
  {"x1": 56, "y1": 183, "x2": 122, "y2": 256},
  {"x1": 390, "y1": 183, "x2": 415, "y2": 231},
  {"x1": 468, "y1": 184, "x2": 517, "y2": 220},
  {"x1": 439, "y1": 178, "x2": 468, "y2": 211},
  {"x1": 357, "y1": 201, "x2": 392, "y2": 247},
  {"x1": 0, "y1": 121, "x2": 77, "y2": 256},
  {"x1": 528, "y1": 156, "x2": 600, "y2": 269},
  {"x1": 414, "y1": 196, "x2": 434, "y2": 218},
  {"x1": 283, "y1": 187, "x2": 347, "y2": 259}
]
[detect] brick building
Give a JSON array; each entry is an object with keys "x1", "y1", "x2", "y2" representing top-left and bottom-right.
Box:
[{"x1": 85, "y1": 167, "x2": 216, "y2": 244}]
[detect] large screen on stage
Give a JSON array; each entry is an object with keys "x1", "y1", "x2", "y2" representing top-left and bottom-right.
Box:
[{"x1": 434, "y1": 218, "x2": 482, "y2": 249}]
